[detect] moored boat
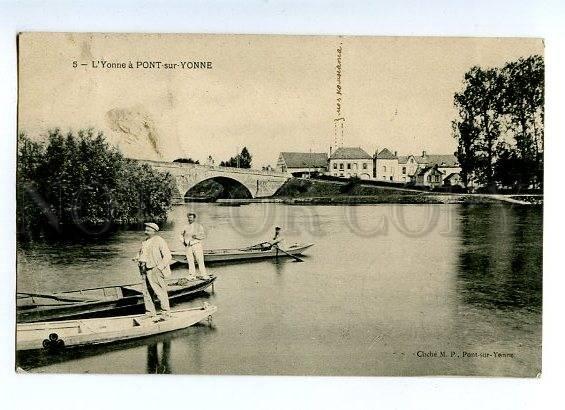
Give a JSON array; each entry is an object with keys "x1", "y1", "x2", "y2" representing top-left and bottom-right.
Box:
[
  {"x1": 17, "y1": 304, "x2": 217, "y2": 351},
  {"x1": 17, "y1": 276, "x2": 216, "y2": 323},
  {"x1": 171, "y1": 243, "x2": 314, "y2": 264}
]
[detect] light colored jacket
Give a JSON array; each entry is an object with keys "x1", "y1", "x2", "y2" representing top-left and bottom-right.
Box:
[
  {"x1": 137, "y1": 235, "x2": 172, "y2": 277},
  {"x1": 182, "y1": 222, "x2": 205, "y2": 247}
]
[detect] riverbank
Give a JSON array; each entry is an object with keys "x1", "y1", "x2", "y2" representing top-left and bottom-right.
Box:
[{"x1": 215, "y1": 178, "x2": 543, "y2": 205}]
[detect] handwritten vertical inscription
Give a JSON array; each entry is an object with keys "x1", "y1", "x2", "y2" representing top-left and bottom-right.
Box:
[{"x1": 334, "y1": 41, "x2": 345, "y2": 148}]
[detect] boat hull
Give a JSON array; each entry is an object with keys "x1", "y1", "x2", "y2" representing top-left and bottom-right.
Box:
[
  {"x1": 172, "y1": 243, "x2": 314, "y2": 264},
  {"x1": 17, "y1": 276, "x2": 216, "y2": 323},
  {"x1": 17, "y1": 305, "x2": 217, "y2": 351}
]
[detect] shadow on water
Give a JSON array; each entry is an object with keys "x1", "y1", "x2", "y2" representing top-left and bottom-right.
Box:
[
  {"x1": 456, "y1": 204, "x2": 542, "y2": 312},
  {"x1": 16, "y1": 322, "x2": 216, "y2": 372}
]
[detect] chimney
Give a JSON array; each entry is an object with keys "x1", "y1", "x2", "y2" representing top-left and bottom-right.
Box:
[
  {"x1": 394, "y1": 151, "x2": 397, "y2": 156},
  {"x1": 422, "y1": 150, "x2": 427, "y2": 157}
]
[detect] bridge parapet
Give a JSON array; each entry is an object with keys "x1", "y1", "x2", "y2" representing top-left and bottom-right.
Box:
[
  {"x1": 135, "y1": 159, "x2": 289, "y2": 198},
  {"x1": 136, "y1": 159, "x2": 288, "y2": 178}
]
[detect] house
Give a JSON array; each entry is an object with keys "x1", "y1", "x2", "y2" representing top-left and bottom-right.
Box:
[
  {"x1": 443, "y1": 172, "x2": 464, "y2": 187},
  {"x1": 416, "y1": 151, "x2": 461, "y2": 178},
  {"x1": 329, "y1": 147, "x2": 373, "y2": 179},
  {"x1": 416, "y1": 165, "x2": 444, "y2": 188},
  {"x1": 276, "y1": 152, "x2": 328, "y2": 177},
  {"x1": 373, "y1": 148, "x2": 462, "y2": 184},
  {"x1": 374, "y1": 148, "x2": 399, "y2": 181}
]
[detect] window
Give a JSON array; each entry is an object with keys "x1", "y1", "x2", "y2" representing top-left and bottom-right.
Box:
[
  {"x1": 382, "y1": 166, "x2": 386, "y2": 172},
  {"x1": 333, "y1": 173, "x2": 337, "y2": 176},
  {"x1": 340, "y1": 173, "x2": 344, "y2": 177},
  {"x1": 353, "y1": 163, "x2": 358, "y2": 170},
  {"x1": 363, "y1": 163, "x2": 368, "y2": 170},
  {"x1": 347, "y1": 163, "x2": 351, "y2": 170},
  {"x1": 390, "y1": 176, "x2": 393, "y2": 181},
  {"x1": 427, "y1": 175, "x2": 431, "y2": 182},
  {"x1": 402, "y1": 167, "x2": 406, "y2": 174},
  {"x1": 333, "y1": 163, "x2": 337, "y2": 169},
  {"x1": 339, "y1": 163, "x2": 344, "y2": 170}
]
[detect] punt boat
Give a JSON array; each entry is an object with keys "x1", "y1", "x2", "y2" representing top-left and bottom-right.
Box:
[
  {"x1": 171, "y1": 243, "x2": 314, "y2": 264},
  {"x1": 17, "y1": 304, "x2": 217, "y2": 351},
  {"x1": 17, "y1": 276, "x2": 216, "y2": 323}
]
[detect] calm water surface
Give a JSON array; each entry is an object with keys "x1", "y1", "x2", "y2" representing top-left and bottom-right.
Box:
[{"x1": 16, "y1": 203, "x2": 542, "y2": 376}]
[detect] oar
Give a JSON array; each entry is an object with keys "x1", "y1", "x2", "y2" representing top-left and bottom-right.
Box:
[
  {"x1": 240, "y1": 242, "x2": 270, "y2": 251},
  {"x1": 17, "y1": 291, "x2": 99, "y2": 303},
  {"x1": 275, "y1": 246, "x2": 304, "y2": 262}
]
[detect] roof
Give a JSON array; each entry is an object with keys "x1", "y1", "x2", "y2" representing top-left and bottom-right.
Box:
[
  {"x1": 397, "y1": 155, "x2": 415, "y2": 164},
  {"x1": 444, "y1": 172, "x2": 461, "y2": 180},
  {"x1": 417, "y1": 154, "x2": 459, "y2": 167},
  {"x1": 417, "y1": 165, "x2": 444, "y2": 176},
  {"x1": 376, "y1": 148, "x2": 397, "y2": 160},
  {"x1": 330, "y1": 147, "x2": 372, "y2": 160},
  {"x1": 279, "y1": 152, "x2": 328, "y2": 168}
]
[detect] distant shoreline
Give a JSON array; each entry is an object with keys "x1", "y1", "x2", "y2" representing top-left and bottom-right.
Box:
[{"x1": 214, "y1": 194, "x2": 542, "y2": 206}]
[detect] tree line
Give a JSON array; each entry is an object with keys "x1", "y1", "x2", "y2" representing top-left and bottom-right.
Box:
[
  {"x1": 173, "y1": 147, "x2": 253, "y2": 169},
  {"x1": 452, "y1": 55, "x2": 543, "y2": 192},
  {"x1": 17, "y1": 129, "x2": 178, "y2": 240}
]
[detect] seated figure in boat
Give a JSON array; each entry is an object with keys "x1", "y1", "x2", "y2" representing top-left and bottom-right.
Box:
[
  {"x1": 262, "y1": 226, "x2": 284, "y2": 250},
  {"x1": 181, "y1": 211, "x2": 210, "y2": 280},
  {"x1": 134, "y1": 222, "x2": 172, "y2": 319}
]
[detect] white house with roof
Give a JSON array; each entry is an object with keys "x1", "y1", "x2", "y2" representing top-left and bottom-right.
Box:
[
  {"x1": 415, "y1": 165, "x2": 445, "y2": 188},
  {"x1": 374, "y1": 149, "x2": 463, "y2": 186},
  {"x1": 276, "y1": 152, "x2": 328, "y2": 177},
  {"x1": 329, "y1": 147, "x2": 373, "y2": 179},
  {"x1": 374, "y1": 148, "x2": 400, "y2": 181}
]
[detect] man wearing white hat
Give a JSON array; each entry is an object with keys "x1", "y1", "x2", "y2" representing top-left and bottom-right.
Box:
[
  {"x1": 181, "y1": 211, "x2": 209, "y2": 280},
  {"x1": 134, "y1": 222, "x2": 172, "y2": 318}
]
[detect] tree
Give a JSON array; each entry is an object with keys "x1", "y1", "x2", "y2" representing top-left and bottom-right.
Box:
[
  {"x1": 500, "y1": 55, "x2": 544, "y2": 188},
  {"x1": 173, "y1": 157, "x2": 200, "y2": 164},
  {"x1": 460, "y1": 67, "x2": 504, "y2": 189},
  {"x1": 453, "y1": 91, "x2": 481, "y2": 189},
  {"x1": 17, "y1": 130, "x2": 177, "y2": 240},
  {"x1": 220, "y1": 147, "x2": 253, "y2": 169},
  {"x1": 452, "y1": 57, "x2": 544, "y2": 192}
]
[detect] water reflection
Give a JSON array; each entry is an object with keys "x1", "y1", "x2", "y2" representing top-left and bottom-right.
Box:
[
  {"x1": 456, "y1": 205, "x2": 542, "y2": 311},
  {"x1": 147, "y1": 340, "x2": 171, "y2": 374}
]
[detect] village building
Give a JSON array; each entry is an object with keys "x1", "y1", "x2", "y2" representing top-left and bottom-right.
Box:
[
  {"x1": 415, "y1": 165, "x2": 444, "y2": 189},
  {"x1": 276, "y1": 152, "x2": 328, "y2": 177},
  {"x1": 444, "y1": 172, "x2": 463, "y2": 187},
  {"x1": 329, "y1": 147, "x2": 373, "y2": 179},
  {"x1": 374, "y1": 148, "x2": 462, "y2": 186},
  {"x1": 374, "y1": 148, "x2": 399, "y2": 181},
  {"x1": 397, "y1": 155, "x2": 420, "y2": 183}
]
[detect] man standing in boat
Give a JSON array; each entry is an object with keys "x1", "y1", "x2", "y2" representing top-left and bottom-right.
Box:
[
  {"x1": 263, "y1": 226, "x2": 284, "y2": 250},
  {"x1": 135, "y1": 222, "x2": 172, "y2": 319},
  {"x1": 182, "y1": 211, "x2": 210, "y2": 280}
]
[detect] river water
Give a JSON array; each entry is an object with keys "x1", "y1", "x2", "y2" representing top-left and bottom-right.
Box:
[{"x1": 16, "y1": 203, "x2": 542, "y2": 376}]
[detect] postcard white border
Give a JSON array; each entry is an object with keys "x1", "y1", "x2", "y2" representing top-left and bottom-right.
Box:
[{"x1": 1, "y1": 1, "x2": 564, "y2": 409}]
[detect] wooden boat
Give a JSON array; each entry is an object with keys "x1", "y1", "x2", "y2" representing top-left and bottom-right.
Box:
[
  {"x1": 17, "y1": 276, "x2": 216, "y2": 323},
  {"x1": 17, "y1": 303, "x2": 217, "y2": 351},
  {"x1": 171, "y1": 243, "x2": 314, "y2": 264}
]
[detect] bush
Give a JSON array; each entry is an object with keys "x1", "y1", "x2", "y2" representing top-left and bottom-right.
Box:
[{"x1": 17, "y1": 129, "x2": 177, "y2": 240}]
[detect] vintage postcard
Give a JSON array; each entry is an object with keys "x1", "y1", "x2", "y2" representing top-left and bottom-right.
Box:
[{"x1": 16, "y1": 33, "x2": 543, "y2": 376}]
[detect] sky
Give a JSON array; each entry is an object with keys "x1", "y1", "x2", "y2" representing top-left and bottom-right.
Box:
[{"x1": 18, "y1": 33, "x2": 543, "y2": 167}]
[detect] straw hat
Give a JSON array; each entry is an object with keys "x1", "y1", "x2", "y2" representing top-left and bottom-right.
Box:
[{"x1": 144, "y1": 222, "x2": 159, "y2": 231}]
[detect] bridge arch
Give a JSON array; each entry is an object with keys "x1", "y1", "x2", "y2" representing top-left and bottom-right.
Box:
[
  {"x1": 184, "y1": 176, "x2": 253, "y2": 200},
  {"x1": 136, "y1": 160, "x2": 290, "y2": 199}
]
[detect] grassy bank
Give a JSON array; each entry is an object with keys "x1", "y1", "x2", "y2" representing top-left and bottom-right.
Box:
[{"x1": 271, "y1": 178, "x2": 540, "y2": 205}]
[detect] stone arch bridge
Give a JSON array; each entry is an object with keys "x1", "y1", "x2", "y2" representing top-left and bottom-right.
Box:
[{"x1": 137, "y1": 160, "x2": 290, "y2": 199}]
